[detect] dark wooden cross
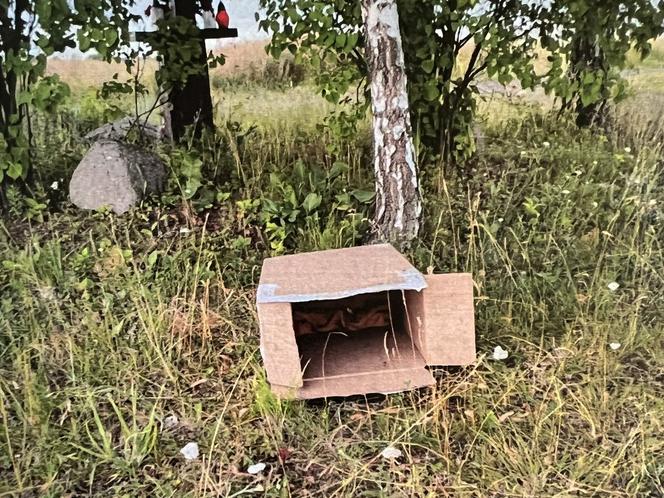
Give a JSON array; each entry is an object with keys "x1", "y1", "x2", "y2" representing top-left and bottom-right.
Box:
[{"x1": 134, "y1": 0, "x2": 238, "y2": 140}]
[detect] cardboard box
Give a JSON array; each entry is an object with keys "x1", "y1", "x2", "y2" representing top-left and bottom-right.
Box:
[{"x1": 256, "y1": 244, "x2": 475, "y2": 399}]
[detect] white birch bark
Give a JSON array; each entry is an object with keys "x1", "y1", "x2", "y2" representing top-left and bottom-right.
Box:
[{"x1": 361, "y1": 0, "x2": 421, "y2": 247}]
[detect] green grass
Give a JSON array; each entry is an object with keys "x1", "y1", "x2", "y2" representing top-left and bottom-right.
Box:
[{"x1": 0, "y1": 82, "x2": 663, "y2": 497}]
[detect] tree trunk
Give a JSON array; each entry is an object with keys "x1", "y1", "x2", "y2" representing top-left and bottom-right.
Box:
[
  {"x1": 169, "y1": 0, "x2": 215, "y2": 140},
  {"x1": 361, "y1": 0, "x2": 421, "y2": 248},
  {"x1": 570, "y1": 35, "x2": 609, "y2": 128}
]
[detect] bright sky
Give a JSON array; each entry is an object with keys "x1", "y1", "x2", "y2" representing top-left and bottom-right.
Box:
[
  {"x1": 61, "y1": 0, "x2": 264, "y2": 57},
  {"x1": 134, "y1": 0, "x2": 265, "y2": 44}
]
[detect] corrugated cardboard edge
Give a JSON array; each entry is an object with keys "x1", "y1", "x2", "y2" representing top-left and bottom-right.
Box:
[
  {"x1": 272, "y1": 367, "x2": 435, "y2": 400},
  {"x1": 257, "y1": 302, "x2": 303, "y2": 388},
  {"x1": 257, "y1": 268, "x2": 426, "y2": 304},
  {"x1": 408, "y1": 273, "x2": 476, "y2": 365}
]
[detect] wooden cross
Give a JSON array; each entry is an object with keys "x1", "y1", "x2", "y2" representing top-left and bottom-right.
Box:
[{"x1": 133, "y1": 0, "x2": 238, "y2": 140}]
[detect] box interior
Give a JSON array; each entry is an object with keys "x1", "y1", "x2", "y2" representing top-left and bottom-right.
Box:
[{"x1": 292, "y1": 290, "x2": 427, "y2": 383}]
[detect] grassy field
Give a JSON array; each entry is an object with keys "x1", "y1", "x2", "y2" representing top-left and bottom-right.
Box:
[{"x1": 1, "y1": 44, "x2": 663, "y2": 497}]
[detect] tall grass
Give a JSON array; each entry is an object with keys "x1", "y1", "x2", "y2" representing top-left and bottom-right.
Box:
[{"x1": 1, "y1": 55, "x2": 663, "y2": 496}]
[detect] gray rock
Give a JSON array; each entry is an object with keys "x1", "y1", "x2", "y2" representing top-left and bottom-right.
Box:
[
  {"x1": 69, "y1": 140, "x2": 166, "y2": 214},
  {"x1": 84, "y1": 116, "x2": 162, "y2": 143}
]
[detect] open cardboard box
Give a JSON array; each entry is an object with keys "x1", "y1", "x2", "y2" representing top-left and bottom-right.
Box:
[{"x1": 256, "y1": 244, "x2": 475, "y2": 399}]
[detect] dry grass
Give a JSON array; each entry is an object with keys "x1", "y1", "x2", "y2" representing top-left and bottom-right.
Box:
[
  {"x1": 47, "y1": 41, "x2": 270, "y2": 93},
  {"x1": 211, "y1": 40, "x2": 271, "y2": 77},
  {"x1": 46, "y1": 58, "x2": 143, "y2": 91}
]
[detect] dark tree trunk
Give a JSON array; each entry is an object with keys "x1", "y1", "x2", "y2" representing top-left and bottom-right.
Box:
[
  {"x1": 361, "y1": 0, "x2": 421, "y2": 248},
  {"x1": 570, "y1": 35, "x2": 609, "y2": 128},
  {"x1": 169, "y1": 0, "x2": 215, "y2": 140},
  {"x1": 0, "y1": 0, "x2": 29, "y2": 212}
]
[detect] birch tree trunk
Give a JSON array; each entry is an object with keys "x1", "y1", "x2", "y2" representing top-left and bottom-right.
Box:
[{"x1": 361, "y1": 0, "x2": 421, "y2": 247}]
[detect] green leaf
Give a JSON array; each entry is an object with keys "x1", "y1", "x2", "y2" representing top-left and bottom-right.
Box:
[
  {"x1": 78, "y1": 32, "x2": 91, "y2": 52},
  {"x1": 147, "y1": 251, "x2": 160, "y2": 268},
  {"x1": 302, "y1": 193, "x2": 322, "y2": 214},
  {"x1": 351, "y1": 189, "x2": 375, "y2": 204},
  {"x1": 582, "y1": 72, "x2": 595, "y2": 86},
  {"x1": 262, "y1": 198, "x2": 279, "y2": 214},
  {"x1": 16, "y1": 91, "x2": 32, "y2": 106},
  {"x1": 7, "y1": 162, "x2": 22, "y2": 180},
  {"x1": 184, "y1": 177, "x2": 202, "y2": 199},
  {"x1": 345, "y1": 32, "x2": 359, "y2": 53},
  {"x1": 421, "y1": 60, "x2": 435, "y2": 74},
  {"x1": 328, "y1": 161, "x2": 348, "y2": 180},
  {"x1": 105, "y1": 29, "x2": 118, "y2": 47},
  {"x1": 424, "y1": 82, "x2": 440, "y2": 102}
]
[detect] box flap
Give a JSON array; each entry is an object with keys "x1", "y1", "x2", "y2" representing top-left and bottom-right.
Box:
[
  {"x1": 407, "y1": 274, "x2": 476, "y2": 365},
  {"x1": 257, "y1": 302, "x2": 303, "y2": 388},
  {"x1": 257, "y1": 244, "x2": 427, "y2": 304}
]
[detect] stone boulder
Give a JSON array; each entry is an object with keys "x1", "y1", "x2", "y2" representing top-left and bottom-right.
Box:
[
  {"x1": 84, "y1": 116, "x2": 162, "y2": 143},
  {"x1": 69, "y1": 140, "x2": 166, "y2": 214}
]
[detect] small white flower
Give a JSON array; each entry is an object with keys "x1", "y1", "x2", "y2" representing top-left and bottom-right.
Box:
[
  {"x1": 520, "y1": 150, "x2": 527, "y2": 156},
  {"x1": 164, "y1": 414, "x2": 179, "y2": 429},
  {"x1": 561, "y1": 189, "x2": 570, "y2": 195},
  {"x1": 574, "y1": 170, "x2": 583, "y2": 176},
  {"x1": 492, "y1": 346, "x2": 509, "y2": 361},
  {"x1": 247, "y1": 462, "x2": 266, "y2": 474},
  {"x1": 593, "y1": 160, "x2": 598, "y2": 165},
  {"x1": 543, "y1": 141, "x2": 551, "y2": 148},
  {"x1": 498, "y1": 217, "x2": 504, "y2": 223},
  {"x1": 37, "y1": 286, "x2": 56, "y2": 302},
  {"x1": 607, "y1": 282, "x2": 620, "y2": 292},
  {"x1": 380, "y1": 446, "x2": 402, "y2": 459},
  {"x1": 50, "y1": 181, "x2": 59, "y2": 190},
  {"x1": 592, "y1": 201, "x2": 599, "y2": 208},
  {"x1": 624, "y1": 147, "x2": 632, "y2": 153},
  {"x1": 180, "y1": 442, "x2": 199, "y2": 460},
  {"x1": 609, "y1": 342, "x2": 621, "y2": 350}
]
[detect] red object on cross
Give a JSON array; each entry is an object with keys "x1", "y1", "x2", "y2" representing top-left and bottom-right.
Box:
[{"x1": 216, "y1": 1, "x2": 229, "y2": 28}]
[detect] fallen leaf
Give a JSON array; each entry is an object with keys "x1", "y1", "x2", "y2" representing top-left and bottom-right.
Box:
[{"x1": 278, "y1": 447, "x2": 291, "y2": 463}]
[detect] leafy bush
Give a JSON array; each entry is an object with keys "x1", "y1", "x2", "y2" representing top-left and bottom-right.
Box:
[{"x1": 261, "y1": 159, "x2": 372, "y2": 252}]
